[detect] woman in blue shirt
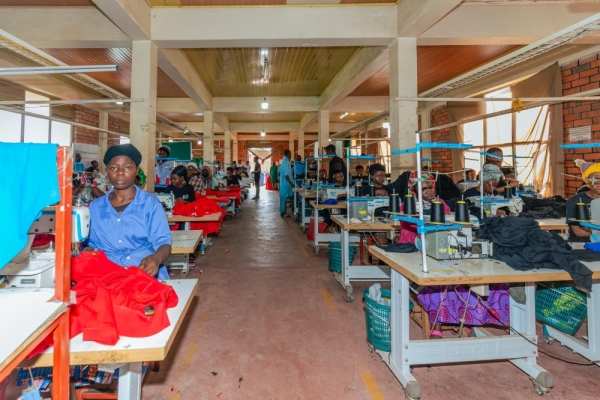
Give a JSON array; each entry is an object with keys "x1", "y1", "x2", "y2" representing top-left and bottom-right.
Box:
[{"x1": 87, "y1": 143, "x2": 172, "y2": 278}]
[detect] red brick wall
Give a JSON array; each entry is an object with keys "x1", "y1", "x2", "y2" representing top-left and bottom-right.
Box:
[
  {"x1": 271, "y1": 141, "x2": 289, "y2": 164},
  {"x1": 107, "y1": 115, "x2": 121, "y2": 146},
  {"x1": 429, "y1": 106, "x2": 452, "y2": 173},
  {"x1": 562, "y1": 51, "x2": 600, "y2": 196},
  {"x1": 304, "y1": 140, "x2": 316, "y2": 159},
  {"x1": 238, "y1": 140, "x2": 248, "y2": 162},
  {"x1": 73, "y1": 106, "x2": 100, "y2": 145}
]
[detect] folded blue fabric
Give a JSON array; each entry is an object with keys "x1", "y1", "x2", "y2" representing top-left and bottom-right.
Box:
[
  {"x1": 323, "y1": 199, "x2": 339, "y2": 205},
  {"x1": 583, "y1": 242, "x2": 600, "y2": 252}
]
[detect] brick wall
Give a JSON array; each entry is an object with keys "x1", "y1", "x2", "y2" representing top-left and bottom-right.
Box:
[
  {"x1": 73, "y1": 105, "x2": 100, "y2": 145},
  {"x1": 107, "y1": 115, "x2": 121, "y2": 146},
  {"x1": 238, "y1": 140, "x2": 248, "y2": 162},
  {"x1": 271, "y1": 141, "x2": 289, "y2": 164},
  {"x1": 429, "y1": 106, "x2": 452, "y2": 173},
  {"x1": 304, "y1": 140, "x2": 316, "y2": 159},
  {"x1": 562, "y1": 51, "x2": 600, "y2": 196}
]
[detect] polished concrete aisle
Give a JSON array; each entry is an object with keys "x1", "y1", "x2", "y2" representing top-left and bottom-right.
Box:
[{"x1": 142, "y1": 190, "x2": 600, "y2": 400}]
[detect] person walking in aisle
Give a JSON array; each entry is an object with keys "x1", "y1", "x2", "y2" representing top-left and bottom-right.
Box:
[
  {"x1": 252, "y1": 156, "x2": 262, "y2": 200},
  {"x1": 279, "y1": 150, "x2": 295, "y2": 217}
]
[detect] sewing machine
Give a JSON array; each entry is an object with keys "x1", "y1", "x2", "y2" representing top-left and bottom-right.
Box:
[
  {"x1": 421, "y1": 225, "x2": 493, "y2": 260},
  {"x1": 347, "y1": 197, "x2": 389, "y2": 220},
  {"x1": 92, "y1": 176, "x2": 112, "y2": 193},
  {"x1": 2, "y1": 206, "x2": 90, "y2": 288},
  {"x1": 466, "y1": 195, "x2": 524, "y2": 216},
  {"x1": 457, "y1": 180, "x2": 479, "y2": 194},
  {"x1": 318, "y1": 187, "x2": 350, "y2": 200},
  {"x1": 155, "y1": 192, "x2": 175, "y2": 218}
]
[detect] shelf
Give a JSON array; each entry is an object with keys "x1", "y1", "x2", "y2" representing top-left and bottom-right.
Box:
[
  {"x1": 561, "y1": 143, "x2": 600, "y2": 149},
  {"x1": 390, "y1": 214, "x2": 461, "y2": 234},
  {"x1": 391, "y1": 142, "x2": 472, "y2": 155}
]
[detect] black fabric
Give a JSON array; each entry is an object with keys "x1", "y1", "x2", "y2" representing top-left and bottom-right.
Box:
[
  {"x1": 225, "y1": 175, "x2": 240, "y2": 187},
  {"x1": 389, "y1": 171, "x2": 411, "y2": 198},
  {"x1": 328, "y1": 156, "x2": 347, "y2": 183},
  {"x1": 435, "y1": 174, "x2": 461, "y2": 201},
  {"x1": 519, "y1": 206, "x2": 564, "y2": 220},
  {"x1": 359, "y1": 184, "x2": 390, "y2": 197},
  {"x1": 520, "y1": 196, "x2": 566, "y2": 215},
  {"x1": 565, "y1": 192, "x2": 593, "y2": 242},
  {"x1": 477, "y1": 217, "x2": 593, "y2": 291},
  {"x1": 379, "y1": 243, "x2": 417, "y2": 253},
  {"x1": 571, "y1": 249, "x2": 600, "y2": 262},
  {"x1": 165, "y1": 183, "x2": 196, "y2": 202},
  {"x1": 103, "y1": 144, "x2": 142, "y2": 167}
]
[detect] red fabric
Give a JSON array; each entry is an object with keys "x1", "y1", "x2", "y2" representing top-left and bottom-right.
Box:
[
  {"x1": 171, "y1": 197, "x2": 225, "y2": 236},
  {"x1": 266, "y1": 177, "x2": 273, "y2": 190},
  {"x1": 32, "y1": 234, "x2": 54, "y2": 248},
  {"x1": 204, "y1": 189, "x2": 241, "y2": 207},
  {"x1": 29, "y1": 251, "x2": 178, "y2": 357},
  {"x1": 307, "y1": 218, "x2": 327, "y2": 241}
]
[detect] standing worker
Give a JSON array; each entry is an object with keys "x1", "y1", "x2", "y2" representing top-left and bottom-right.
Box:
[
  {"x1": 324, "y1": 144, "x2": 346, "y2": 184},
  {"x1": 270, "y1": 161, "x2": 279, "y2": 190},
  {"x1": 252, "y1": 156, "x2": 262, "y2": 200},
  {"x1": 279, "y1": 150, "x2": 295, "y2": 217}
]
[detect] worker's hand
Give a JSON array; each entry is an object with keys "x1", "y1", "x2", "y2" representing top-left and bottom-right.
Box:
[
  {"x1": 496, "y1": 209, "x2": 507, "y2": 217},
  {"x1": 82, "y1": 247, "x2": 95, "y2": 252},
  {"x1": 175, "y1": 197, "x2": 184, "y2": 203},
  {"x1": 507, "y1": 180, "x2": 519, "y2": 188},
  {"x1": 139, "y1": 254, "x2": 161, "y2": 277}
]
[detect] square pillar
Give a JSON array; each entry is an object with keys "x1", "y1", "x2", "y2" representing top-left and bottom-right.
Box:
[
  {"x1": 233, "y1": 139, "x2": 239, "y2": 163},
  {"x1": 298, "y1": 130, "x2": 305, "y2": 158},
  {"x1": 318, "y1": 110, "x2": 329, "y2": 152},
  {"x1": 389, "y1": 38, "x2": 418, "y2": 179},
  {"x1": 203, "y1": 111, "x2": 214, "y2": 164},
  {"x1": 130, "y1": 40, "x2": 157, "y2": 192},
  {"x1": 289, "y1": 138, "x2": 295, "y2": 157},
  {"x1": 98, "y1": 111, "x2": 108, "y2": 174},
  {"x1": 224, "y1": 130, "x2": 231, "y2": 165}
]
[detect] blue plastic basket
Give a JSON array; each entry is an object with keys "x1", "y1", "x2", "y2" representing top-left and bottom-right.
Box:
[
  {"x1": 328, "y1": 242, "x2": 357, "y2": 273},
  {"x1": 535, "y1": 282, "x2": 587, "y2": 335},
  {"x1": 363, "y1": 288, "x2": 391, "y2": 352}
]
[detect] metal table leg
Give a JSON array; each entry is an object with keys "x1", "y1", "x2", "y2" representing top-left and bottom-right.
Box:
[
  {"x1": 333, "y1": 228, "x2": 354, "y2": 302},
  {"x1": 118, "y1": 362, "x2": 142, "y2": 400}
]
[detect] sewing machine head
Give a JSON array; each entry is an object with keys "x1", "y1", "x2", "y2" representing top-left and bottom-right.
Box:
[
  {"x1": 347, "y1": 197, "x2": 389, "y2": 220},
  {"x1": 155, "y1": 193, "x2": 175, "y2": 212},
  {"x1": 319, "y1": 187, "x2": 350, "y2": 200},
  {"x1": 466, "y1": 195, "x2": 524, "y2": 217},
  {"x1": 3, "y1": 206, "x2": 90, "y2": 288},
  {"x1": 457, "y1": 180, "x2": 479, "y2": 194}
]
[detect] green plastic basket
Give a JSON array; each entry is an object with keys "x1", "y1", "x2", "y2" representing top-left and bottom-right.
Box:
[
  {"x1": 363, "y1": 288, "x2": 391, "y2": 352},
  {"x1": 328, "y1": 241, "x2": 357, "y2": 273},
  {"x1": 535, "y1": 282, "x2": 587, "y2": 335}
]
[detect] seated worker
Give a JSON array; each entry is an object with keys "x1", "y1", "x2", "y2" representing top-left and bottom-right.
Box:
[
  {"x1": 566, "y1": 160, "x2": 600, "y2": 242},
  {"x1": 199, "y1": 165, "x2": 217, "y2": 191},
  {"x1": 481, "y1": 147, "x2": 519, "y2": 194},
  {"x1": 241, "y1": 166, "x2": 250, "y2": 179},
  {"x1": 233, "y1": 167, "x2": 243, "y2": 181},
  {"x1": 85, "y1": 160, "x2": 99, "y2": 174},
  {"x1": 154, "y1": 145, "x2": 174, "y2": 193},
  {"x1": 187, "y1": 162, "x2": 203, "y2": 194},
  {"x1": 318, "y1": 168, "x2": 329, "y2": 184},
  {"x1": 463, "y1": 164, "x2": 507, "y2": 217},
  {"x1": 322, "y1": 170, "x2": 348, "y2": 232},
  {"x1": 456, "y1": 169, "x2": 476, "y2": 184},
  {"x1": 360, "y1": 163, "x2": 390, "y2": 197},
  {"x1": 166, "y1": 165, "x2": 196, "y2": 203},
  {"x1": 352, "y1": 165, "x2": 368, "y2": 181},
  {"x1": 73, "y1": 152, "x2": 85, "y2": 173},
  {"x1": 224, "y1": 166, "x2": 241, "y2": 187}
]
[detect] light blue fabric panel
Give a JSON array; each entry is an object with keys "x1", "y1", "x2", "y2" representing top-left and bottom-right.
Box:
[{"x1": 0, "y1": 143, "x2": 59, "y2": 269}]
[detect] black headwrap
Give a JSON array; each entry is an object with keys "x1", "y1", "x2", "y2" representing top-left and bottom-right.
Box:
[{"x1": 103, "y1": 144, "x2": 142, "y2": 166}]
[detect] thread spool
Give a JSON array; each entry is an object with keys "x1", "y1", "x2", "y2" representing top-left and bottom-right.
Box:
[
  {"x1": 403, "y1": 194, "x2": 416, "y2": 215},
  {"x1": 430, "y1": 200, "x2": 445, "y2": 224},
  {"x1": 455, "y1": 200, "x2": 470, "y2": 223},
  {"x1": 389, "y1": 191, "x2": 400, "y2": 213},
  {"x1": 504, "y1": 187, "x2": 513, "y2": 199},
  {"x1": 355, "y1": 183, "x2": 362, "y2": 197},
  {"x1": 575, "y1": 202, "x2": 590, "y2": 222}
]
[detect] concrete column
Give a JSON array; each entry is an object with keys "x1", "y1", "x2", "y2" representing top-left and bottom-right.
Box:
[
  {"x1": 298, "y1": 130, "x2": 304, "y2": 158},
  {"x1": 420, "y1": 109, "x2": 431, "y2": 160},
  {"x1": 98, "y1": 111, "x2": 108, "y2": 174},
  {"x1": 389, "y1": 38, "x2": 418, "y2": 179},
  {"x1": 335, "y1": 140, "x2": 343, "y2": 157},
  {"x1": 289, "y1": 137, "x2": 295, "y2": 157},
  {"x1": 233, "y1": 139, "x2": 239, "y2": 163},
  {"x1": 318, "y1": 110, "x2": 329, "y2": 152},
  {"x1": 130, "y1": 40, "x2": 157, "y2": 192},
  {"x1": 203, "y1": 111, "x2": 214, "y2": 164},
  {"x1": 224, "y1": 130, "x2": 231, "y2": 165}
]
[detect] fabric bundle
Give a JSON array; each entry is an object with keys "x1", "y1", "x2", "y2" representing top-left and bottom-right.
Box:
[
  {"x1": 205, "y1": 188, "x2": 242, "y2": 207},
  {"x1": 172, "y1": 197, "x2": 225, "y2": 236},
  {"x1": 477, "y1": 217, "x2": 593, "y2": 291}
]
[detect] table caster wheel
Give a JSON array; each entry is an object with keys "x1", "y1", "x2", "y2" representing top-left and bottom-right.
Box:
[
  {"x1": 302, "y1": 227, "x2": 307, "y2": 233},
  {"x1": 367, "y1": 342, "x2": 374, "y2": 353},
  {"x1": 532, "y1": 381, "x2": 549, "y2": 396},
  {"x1": 314, "y1": 245, "x2": 320, "y2": 254},
  {"x1": 543, "y1": 335, "x2": 554, "y2": 345},
  {"x1": 345, "y1": 293, "x2": 354, "y2": 303}
]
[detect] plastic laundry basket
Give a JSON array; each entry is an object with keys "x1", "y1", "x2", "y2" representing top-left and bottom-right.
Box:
[
  {"x1": 535, "y1": 282, "x2": 587, "y2": 335},
  {"x1": 363, "y1": 288, "x2": 391, "y2": 352},
  {"x1": 328, "y1": 241, "x2": 357, "y2": 273}
]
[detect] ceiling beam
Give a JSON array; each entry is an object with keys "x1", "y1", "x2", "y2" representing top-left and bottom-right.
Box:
[
  {"x1": 151, "y1": 6, "x2": 397, "y2": 48},
  {"x1": 91, "y1": 0, "x2": 151, "y2": 41},
  {"x1": 397, "y1": 0, "x2": 462, "y2": 37},
  {"x1": 319, "y1": 47, "x2": 388, "y2": 111},
  {"x1": 331, "y1": 96, "x2": 387, "y2": 113},
  {"x1": 230, "y1": 121, "x2": 299, "y2": 133},
  {"x1": 237, "y1": 134, "x2": 318, "y2": 141},
  {"x1": 299, "y1": 112, "x2": 317, "y2": 131},
  {"x1": 214, "y1": 97, "x2": 320, "y2": 113},
  {"x1": 157, "y1": 98, "x2": 201, "y2": 113}
]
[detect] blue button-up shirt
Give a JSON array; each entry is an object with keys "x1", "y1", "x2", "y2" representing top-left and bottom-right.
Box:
[{"x1": 87, "y1": 186, "x2": 172, "y2": 268}]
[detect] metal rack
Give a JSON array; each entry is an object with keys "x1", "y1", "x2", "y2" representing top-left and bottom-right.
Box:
[{"x1": 0, "y1": 146, "x2": 72, "y2": 399}]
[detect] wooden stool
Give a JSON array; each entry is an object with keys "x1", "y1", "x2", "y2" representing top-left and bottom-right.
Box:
[{"x1": 409, "y1": 293, "x2": 464, "y2": 339}]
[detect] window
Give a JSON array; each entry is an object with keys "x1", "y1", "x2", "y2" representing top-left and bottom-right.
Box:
[
  {"x1": 0, "y1": 110, "x2": 22, "y2": 142},
  {"x1": 463, "y1": 88, "x2": 550, "y2": 192},
  {"x1": 23, "y1": 91, "x2": 50, "y2": 143}
]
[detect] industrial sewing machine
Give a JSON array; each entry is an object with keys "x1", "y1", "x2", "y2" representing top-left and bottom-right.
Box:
[
  {"x1": 2, "y1": 206, "x2": 90, "y2": 288},
  {"x1": 422, "y1": 226, "x2": 493, "y2": 260},
  {"x1": 318, "y1": 187, "x2": 351, "y2": 200},
  {"x1": 347, "y1": 197, "x2": 389, "y2": 220},
  {"x1": 457, "y1": 180, "x2": 479, "y2": 194},
  {"x1": 155, "y1": 193, "x2": 175, "y2": 218},
  {"x1": 466, "y1": 195, "x2": 524, "y2": 216}
]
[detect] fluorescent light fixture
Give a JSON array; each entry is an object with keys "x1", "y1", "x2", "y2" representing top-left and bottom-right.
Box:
[
  {"x1": 184, "y1": 129, "x2": 189, "y2": 134},
  {"x1": 328, "y1": 139, "x2": 332, "y2": 142},
  {"x1": 194, "y1": 112, "x2": 204, "y2": 116},
  {"x1": 168, "y1": 139, "x2": 173, "y2": 142},
  {"x1": 339, "y1": 112, "x2": 348, "y2": 119},
  {"x1": 261, "y1": 50, "x2": 268, "y2": 55},
  {"x1": 261, "y1": 131, "x2": 266, "y2": 137},
  {"x1": 383, "y1": 118, "x2": 390, "y2": 129},
  {"x1": 116, "y1": 99, "x2": 123, "y2": 105},
  {"x1": 0, "y1": 64, "x2": 118, "y2": 76},
  {"x1": 198, "y1": 140, "x2": 202, "y2": 145},
  {"x1": 261, "y1": 98, "x2": 269, "y2": 110}
]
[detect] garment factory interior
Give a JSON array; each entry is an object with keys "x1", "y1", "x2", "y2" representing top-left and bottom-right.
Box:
[{"x1": 1, "y1": 1, "x2": 600, "y2": 399}]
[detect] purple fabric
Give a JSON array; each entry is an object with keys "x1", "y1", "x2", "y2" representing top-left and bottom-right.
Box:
[{"x1": 417, "y1": 284, "x2": 510, "y2": 326}]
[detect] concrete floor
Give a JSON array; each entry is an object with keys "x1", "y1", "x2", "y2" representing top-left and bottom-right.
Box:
[{"x1": 6, "y1": 189, "x2": 600, "y2": 399}]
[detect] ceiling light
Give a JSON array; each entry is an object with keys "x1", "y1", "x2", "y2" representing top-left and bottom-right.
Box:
[
  {"x1": 328, "y1": 139, "x2": 332, "y2": 142},
  {"x1": 0, "y1": 64, "x2": 119, "y2": 76},
  {"x1": 260, "y1": 131, "x2": 266, "y2": 137},
  {"x1": 194, "y1": 112, "x2": 203, "y2": 116},
  {"x1": 261, "y1": 50, "x2": 268, "y2": 55},
  {"x1": 197, "y1": 140, "x2": 202, "y2": 145},
  {"x1": 383, "y1": 118, "x2": 390, "y2": 129},
  {"x1": 339, "y1": 112, "x2": 348, "y2": 119},
  {"x1": 168, "y1": 139, "x2": 173, "y2": 142},
  {"x1": 116, "y1": 99, "x2": 123, "y2": 105},
  {"x1": 261, "y1": 98, "x2": 269, "y2": 110},
  {"x1": 184, "y1": 129, "x2": 189, "y2": 134}
]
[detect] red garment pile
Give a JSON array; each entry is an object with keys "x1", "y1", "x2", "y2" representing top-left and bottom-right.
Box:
[
  {"x1": 32, "y1": 234, "x2": 54, "y2": 248},
  {"x1": 205, "y1": 189, "x2": 242, "y2": 207},
  {"x1": 30, "y1": 251, "x2": 178, "y2": 357},
  {"x1": 171, "y1": 197, "x2": 225, "y2": 236}
]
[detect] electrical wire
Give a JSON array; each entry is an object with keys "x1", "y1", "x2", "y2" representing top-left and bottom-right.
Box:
[{"x1": 428, "y1": 286, "x2": 448, "y2": 339}]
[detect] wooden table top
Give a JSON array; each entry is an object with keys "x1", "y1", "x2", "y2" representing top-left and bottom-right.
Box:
[
  {"x1": 168, "y1": 212, "x2": 222, "y2": 223},
  {"x1": 369, "y1": 246, "x2": 600, "y2": 286},
  {"x1": 310, "y1": 200, "x2": 347, "y2": 209},
  {"x1": 536, "y1": 218, "x2": 568, "y2": 231},
  {"x1": 22, "y1": 279, "x2": 198, "y2": 367},
  {"x1": 331, "y1": 215, "x2": 400, "y2": 231},
  {"x1": 298, "y1": 191, "x2": 317, "y2": 199},
  {"x1": 0, "y1": 288, "x2": 68, "y2": 373},
  {"x1": 171, "y1": 230, "x2": 203, "y2": 254}
]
